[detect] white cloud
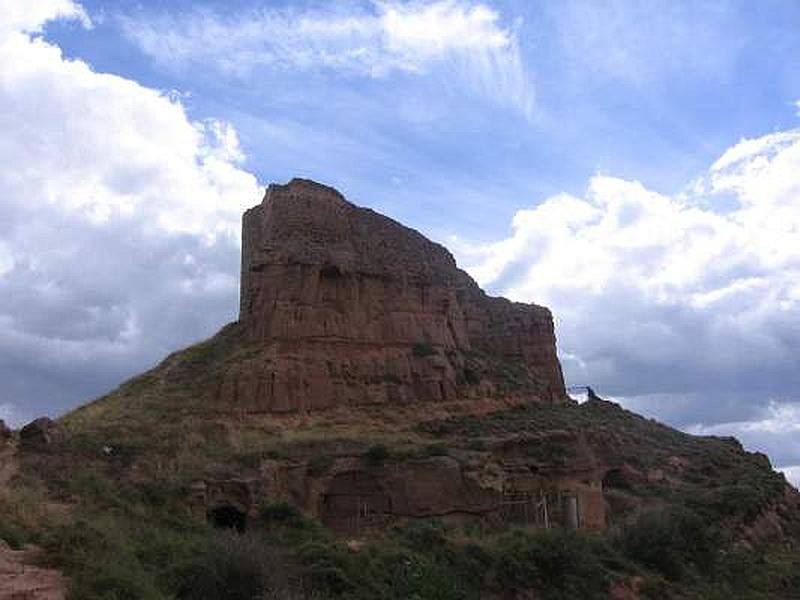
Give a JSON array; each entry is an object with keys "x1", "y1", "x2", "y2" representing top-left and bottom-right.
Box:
[
  {"x1": 0, "y1": 2, "x2": 261, "y2": 418},
  {"x1": 0, "y1": 401, "x2": 27, "y2": 427},
  {"x1": 686, "y1": 402, "x2": 800, "y2": 477},
  {"x1": 122, "y1": 1, "x2": 533, "y2": 117},
  {"x1": 688, "y1": 402, "x2": 800, "y2": 437},
  {"x1": 459, "y1": 127, "x2": 800, "y2": 465},
  {"x1": 781, "y1": 466, "x2": 800, "y2": 489},
  {"x1": 0, "y1": 0, "x2": 90, "y2": 35},
  {"x1": 0, "y1": 25, "x2": 258, "y2": 237}
]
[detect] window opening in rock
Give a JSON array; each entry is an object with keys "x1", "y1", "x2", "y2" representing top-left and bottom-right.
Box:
[
  {"x1": 321, "y1": 471, "x2": 392, "y2": 535},
  {"x1": 207, "y1": 504, "x2": 247, "y2": 533},
  {"x1": 602, "y1": 468, "x2": 630, "y2": 490},
  {"x1": 500, "y1": 488, "x2": 552, "y2": 527}
]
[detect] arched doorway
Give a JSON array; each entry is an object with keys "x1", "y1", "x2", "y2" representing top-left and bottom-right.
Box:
[
  {"x1": 207, "y1": 504, "x2": 247, "y2": 533},
  {"x1": 602, "y1": 468, "x2": 630, "y2": 490}
]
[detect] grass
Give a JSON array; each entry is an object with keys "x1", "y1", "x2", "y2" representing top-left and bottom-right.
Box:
[
  {"x1": 2, "y1": 330, "x2": 797, "y2": 599},
  {"x1": 5, "y1": 433, "x2": 798, "y2": 600},
  {"x1": 411, "y1": 341, "x2": 436, "y2": 358}
]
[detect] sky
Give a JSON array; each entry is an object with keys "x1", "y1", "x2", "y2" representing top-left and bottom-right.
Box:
[{"x1": 1, "y1": 0, "x2": 799, "y2": 484}]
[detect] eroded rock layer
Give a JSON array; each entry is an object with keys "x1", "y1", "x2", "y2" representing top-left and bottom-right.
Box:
[{"x1": 223, "y1": 178, "x2": 565, "y2": 412}]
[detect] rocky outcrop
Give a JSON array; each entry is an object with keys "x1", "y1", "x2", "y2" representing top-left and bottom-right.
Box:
[
  {"x1": 221, "y1": 178, "x2": 566, "y2": 413},
  {"x1": 19, "y1": 418, "x2": 65, "y2": 450},
  {"x1": 0, "y1": 422, "x2": 10, "y2": 449},
  {"x1": 191, "y1": 426, "x2": 614, "y2": 536}
]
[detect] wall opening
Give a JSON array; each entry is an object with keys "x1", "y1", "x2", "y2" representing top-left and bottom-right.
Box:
[
  {"x1": 320, "y1": 264, "x2": 342, "y2": 279},
  {"x1": 321, "y1": 471, "x2": 392, "y2": 535},
  {"x1": 602, "y1": 468, "x2": 630, "y2": 490},
  {"x1": 500, "y1": 488, "x2": 556, "y2": 527},
  {"x1": 207, "y1": 504, "x2": 247, "y2": 533}
]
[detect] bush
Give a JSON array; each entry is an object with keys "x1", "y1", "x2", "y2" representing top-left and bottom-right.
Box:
[
  {"x1": 43, "y1": 518, "x2": 163, "y2": 600},
  {"x1": 260, "y1": 501, "x2": 306, "y2": 528},
  {"x1": 0, "y1": 520, "x2": 28, "y2": 550},
  {"x1": 364, "y1": 443, "x2": 390, "y2": 466},
  {"x1": 412, "y1": 342, "x2": 436, "y2": 358},
  {"x1": 422, "y1": 443, "x2": 449, "y2": 457},
  {"x1": 617, "y1": 507, "x2": 718, "y2": 580},
  {"x1": 68, "y1": 559, "x2": 162, "y2": 600},
  {"x1": 172, "y1": 532, "x2": 287, "y2": 600},
  {"x1": 295, "y1": 541, "x2": 355, "y2": 596},
  {"x1": 307, "y1": 454, "x2": 335, "y2": 477},
  {"x1": 494, "y1": 528, "x2": 610, "y2": 600}
]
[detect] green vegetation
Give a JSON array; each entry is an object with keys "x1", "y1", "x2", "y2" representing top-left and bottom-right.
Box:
[
  {"x1": 411, "y1": 341, "x2": 436, "y2": 358},
  {"x1": 2, "y1": 338, "x2": 798, "y2": 599},
  {"x1": 363, "y1": 443, "x2": 390, "y2": 466},
  {"x1": 307, "y1": 454, "x2": 335, "y2": 477},
  {"x1": 615, "y1": 506, "x2": 719, "y2": 581}
]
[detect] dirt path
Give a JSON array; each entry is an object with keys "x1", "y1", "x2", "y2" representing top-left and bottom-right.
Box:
[
  {"x1": 0, "y1": 443, "x2": 66, "y2": 599},
  {"x1": 0, "y1": 545, "x2": 65, "y2": 600}
]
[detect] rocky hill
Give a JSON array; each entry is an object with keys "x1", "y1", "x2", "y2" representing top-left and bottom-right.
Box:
[
  {"x1": 233, "y1": 178, "x2": 565, "y2": 411},
  {"x1": 1, "y1": 180, "x2": 799, "y2": 600}
]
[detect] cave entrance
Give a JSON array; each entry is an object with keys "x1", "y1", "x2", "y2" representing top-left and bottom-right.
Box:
[
  {"x1": 321, "y1": 471, "x2": 392, "y2": 535},
  {"x1": 602, "y1": 468, "x2": 630, "y2": 490},
  {"x1": 207, "y1": 504, "x2": 247, "y2": 533}
]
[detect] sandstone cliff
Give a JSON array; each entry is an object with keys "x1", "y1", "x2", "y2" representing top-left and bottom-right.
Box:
[{"x1": 223, "y1": 178, "x2": 565, "y2": 413}]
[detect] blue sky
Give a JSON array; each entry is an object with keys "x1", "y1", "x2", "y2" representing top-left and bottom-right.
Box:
[
  {"x1": 45, "y1": 0, "x2": 800, "y2": 239},
  {"x1": 1, "y1": 0, "x2": 800, "y2": 484}
]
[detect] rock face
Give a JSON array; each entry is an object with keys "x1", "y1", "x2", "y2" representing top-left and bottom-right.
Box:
[
  {"x1": 191, "y1": 428, "x2": 612, "y2": 537},
  {"x1": 0, "y1": 421, "x2": 10, "y2": 449},
  {"x1": 222, "y1": 179, "x2": 566, "y2": 413},
  {"x1": 19, "y1": 418, "x2": 64, "y2": 449}
]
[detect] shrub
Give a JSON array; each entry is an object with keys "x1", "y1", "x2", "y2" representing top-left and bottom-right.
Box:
[
  {"x1": 43, "y1": 518, "x2": 162, "y2": 600},
  {"x1": 494, "y1": 528, "x2": 610, "y2": 600},
  {"x1": 462, "y1": 368, "x2": 481, "y2": 385},
  {"x1": 171, "y1": 532, "x2": 286, "y2": 600},
  {"x1": 307, "y1": 454, "x2": 335, "y2": 477},
  {"x1": 412, "y1": 342, "x2": 436, "y2": 358},
  {"x1": 364, "y1": 443, "x2": 390, "y2": 466},
  {"x1": 260, "y1": 501, "x2": 305, "y2": 528},
  {"x1": 617, "y1": 507, "x2": 718, "y2": 580},
  {"x1": 0, "y1": 520, "x2": 28, "y2": 550},
  {"x1": 68, "y1": 559, "x2": 162, "y2": 600},
  {"x1": 422, "y1": 443, "x2": 449, "y2": 457},
  {"x1": 295, "y1": 541, "x2": 355, "y2": 596}
]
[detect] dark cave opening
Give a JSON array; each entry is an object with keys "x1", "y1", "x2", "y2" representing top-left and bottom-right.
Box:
[
  {"x1": 320, "y1": 264, "x2": 343, "y2": 279},
  {"x1": 602, "y1": 468, "x2": 631, "y2": 490},
  {"x1": 207, "y1": 504, "x2": 247, "y2": 533}
]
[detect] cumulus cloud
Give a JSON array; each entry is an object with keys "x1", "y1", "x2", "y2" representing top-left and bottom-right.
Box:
[
  {"x1": 0, "y1": 403, "x2": 22, "y2": 427},
  {"x1": 459, "y1": 126, "x2": 800, "y2": 470},
  {"x1": 0, "y1": 2, "x2": 261, "y2": 420},
  {"x1": 0, "y1": 0, "x2": 90, "y2": 35},
  {"x1": 121, "y1": 1, "x2": 533, "y2": 117},
  {"x1": 781, "y1": 466, "x2": 800, "y2": 489}
]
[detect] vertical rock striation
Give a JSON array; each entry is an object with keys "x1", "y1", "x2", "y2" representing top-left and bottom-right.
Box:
[{"x1": 221, "y1": 178, "x2": 565, "y2": 413}]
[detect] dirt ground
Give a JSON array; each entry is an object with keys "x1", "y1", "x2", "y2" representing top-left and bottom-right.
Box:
[{"x1": 0, "y1": 544, "x2": 65, "y2": 600}]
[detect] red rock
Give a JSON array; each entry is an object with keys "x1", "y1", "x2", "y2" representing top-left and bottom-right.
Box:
[
  {"x1": 0, "y1": 421, "x2": 10, "y2": 448},
  {"x1": 19, "y1": 418, "x2": 64, "y2": 449},
  {"x1": 222, "y1": 179, "x2": 566, "y2": 413}
]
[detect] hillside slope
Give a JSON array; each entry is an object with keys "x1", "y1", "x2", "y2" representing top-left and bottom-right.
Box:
[{"x1": 1, "y1": 180, "x2": 799, "y2": 599}]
